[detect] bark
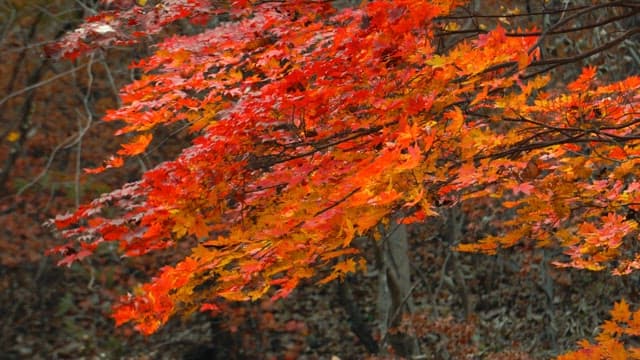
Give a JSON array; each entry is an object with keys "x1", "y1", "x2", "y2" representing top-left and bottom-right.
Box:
[
  {"x1": 337, "y1": 277, "x2": 379, "y2": 354},
  {"x1": 375, "y1": 221, "x2": 421, "y2": 358}
]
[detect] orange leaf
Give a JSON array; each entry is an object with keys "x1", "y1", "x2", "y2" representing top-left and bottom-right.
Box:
[
  {"x1": 84, "y1": 156, "x2": 124, "y2": 174},
  {"x1": 608, "y1": 147, "x2": 628, "y2": 160},
  {"x1": 200, "y1": 303, "x2": 220, "y2": 313},
  {"x1": 611, "y1": 299, "x2": 631, "y2": 323},
  {"x1": 567, "y1": 66, "x2": 597, "y2": 92},
  {"x1": 118, "y1": 134, "x2": 153, "y2": 156}
]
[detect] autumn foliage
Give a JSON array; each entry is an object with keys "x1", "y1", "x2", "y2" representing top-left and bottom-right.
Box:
[
  {"x1": 559, "y1": 299, "x2": 640, "y2": 359},
  {"x1": 48, "y1": 0, "x2": 640, "y2": 354}
]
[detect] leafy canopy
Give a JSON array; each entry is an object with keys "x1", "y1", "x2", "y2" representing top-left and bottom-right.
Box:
[{"x1": 49, "y1": 0, "x2": 640, "y2": 338}]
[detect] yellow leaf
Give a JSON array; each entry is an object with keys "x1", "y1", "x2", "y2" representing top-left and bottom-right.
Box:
[
  {"x1": 334, "y1": 258, "x2": 356, "y2": 274},
  {"x1": 5, "y1": 131, "x2": 20, "y2": 142},
  {"x1": 318, "y1": 272, "x2": 339, "y2": 285},
  {"x1": 342, "y1": 218, "x2": 355, "y2": 247},
  {"x1": 517, "y1": 52, "x2": 530, "y2": 70},
  {"x1": 444, "y1": 22, "x2": 459, "y2": 31},
  {"x1": 227, "y1": 69, "x2": 243, "y2": 83},
  {"x1": 318, "y1": 259, "x2": 358, "y2": 284},
  {"x1": 426, "y1": 55, "x2": 447, "y2": 68},
  {"x1": 358, "y1": 258, "x2": 367, "y2": 272},
  {"x1": 444, "y1": 106, "x2": 464, "y2": 134}
]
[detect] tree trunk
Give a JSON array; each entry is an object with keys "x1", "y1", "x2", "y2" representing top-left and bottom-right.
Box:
[{"x1": 375, "y1": 221, "x2": 421, "y2": 358}]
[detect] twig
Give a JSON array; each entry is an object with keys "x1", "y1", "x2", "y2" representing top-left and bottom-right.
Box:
[
  {"x1": 0, "y1": 63, "x2": 89, "y2": 108},
  {"x1": 379, "y1": 281, "x2": 420, "y2": 345}
]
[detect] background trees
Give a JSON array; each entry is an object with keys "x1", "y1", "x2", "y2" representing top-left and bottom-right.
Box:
[
  {"x1": 0, "y1": 0, "x2": 191, "y2": 356},
  {"x1": 2, "y1": 0, "x2": 640, "y2": 358}
]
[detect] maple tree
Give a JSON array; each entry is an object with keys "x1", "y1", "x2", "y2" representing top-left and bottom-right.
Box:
[{"x1": 47, "y1": 0, "x2": 640, "y2": 355}]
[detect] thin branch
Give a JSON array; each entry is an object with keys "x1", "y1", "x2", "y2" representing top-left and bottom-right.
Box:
[
  {"x1": 0, "y1": 63, "x2": 89, "y2": 108},
  {"x1": 436, "y1": 4, "x2": 592, "y2": 20},
  {"x1": 313, "y1": 186, "x2": 360, "y2": 218},
  {"x1": 74, "y1": 53, "x2": 95, "y2": 208},
  {"x1": 523, "y1": 27, "x2": 640, "y2": 79},
  {"x1": 437, "y1": 9, "x2": 639, "y2": 39},
  {"x1": 0, "y1": 39, "x2": 60, "y2": 56},
  {"x1": 505, "y1": 9, "x2": 640, "y2": 37}
]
